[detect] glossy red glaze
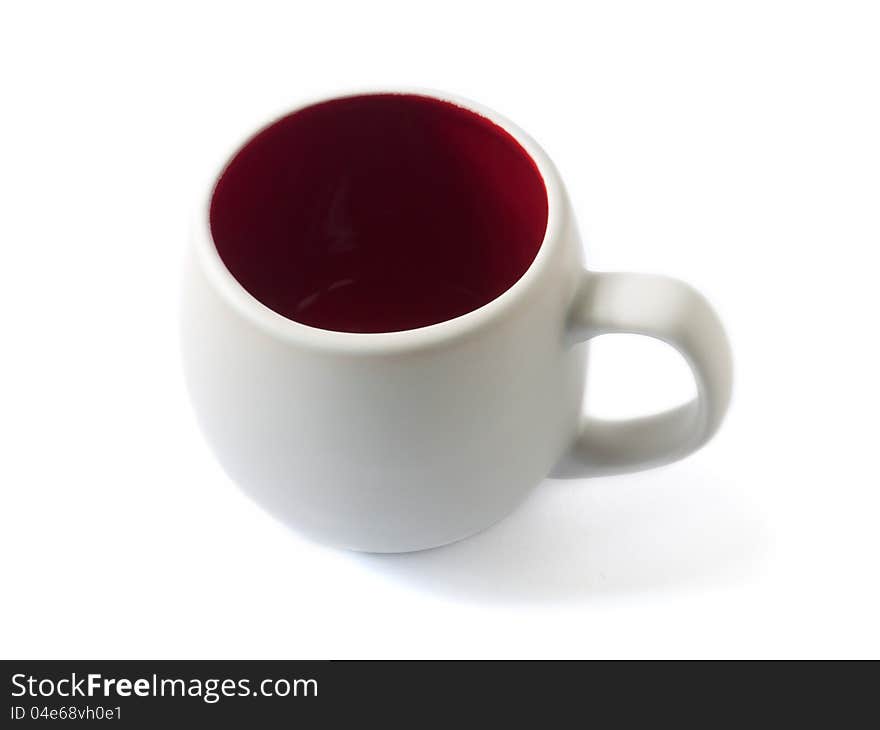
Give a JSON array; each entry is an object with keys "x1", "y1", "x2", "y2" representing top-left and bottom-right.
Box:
[{"x1": 210, "y1": 94, "x2": 548, "y2": 333}]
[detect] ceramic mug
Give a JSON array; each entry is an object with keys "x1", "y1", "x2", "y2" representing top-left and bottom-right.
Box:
[{"x1": 181, "y1": 90, "x2": 732, "y2": 552}]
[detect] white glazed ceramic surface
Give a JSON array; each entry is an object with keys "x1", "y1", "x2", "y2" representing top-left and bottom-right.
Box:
[{"x1": 181, "y1": 90, "x2": 733, "y2": 553}]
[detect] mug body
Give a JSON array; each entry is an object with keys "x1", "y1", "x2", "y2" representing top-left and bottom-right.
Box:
[{"x1": 181, "y1": 90, "x2": 586, "y2": 552}]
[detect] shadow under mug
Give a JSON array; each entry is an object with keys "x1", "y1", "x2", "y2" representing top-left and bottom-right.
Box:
[{"x1": 181, "y1": 90, "x2": 732, "y2": 552}]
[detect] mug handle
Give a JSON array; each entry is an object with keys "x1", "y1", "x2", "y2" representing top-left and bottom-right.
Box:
[{"x1": 554, "y1": 271, "x2": 733, "y2": 477}]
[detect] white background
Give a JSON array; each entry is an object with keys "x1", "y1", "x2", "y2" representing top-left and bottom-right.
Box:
[{"x1": 2, "y1": 1, "x2": 878, "y2": 659}]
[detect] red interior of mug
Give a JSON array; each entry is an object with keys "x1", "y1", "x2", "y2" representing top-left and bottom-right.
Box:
[{"x1": 209, "y1": 93, "x2": 548, "y2": 333}]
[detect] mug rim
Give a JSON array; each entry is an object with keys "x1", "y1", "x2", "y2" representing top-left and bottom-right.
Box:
[{"x1": 193, "y1": 87, "x2": 566, "y2": 354}]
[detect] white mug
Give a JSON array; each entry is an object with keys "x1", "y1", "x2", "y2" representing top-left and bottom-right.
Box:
[{"x1": 181, "y1": 89, "x2": 732, "y2": 552}]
